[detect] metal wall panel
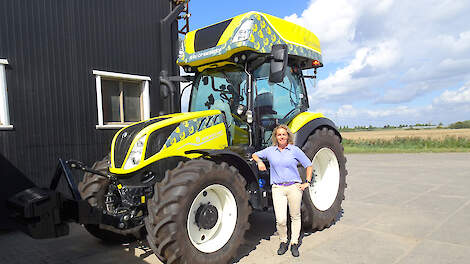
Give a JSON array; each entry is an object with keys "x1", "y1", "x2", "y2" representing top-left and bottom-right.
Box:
[{"x1": 0, "y1": 0, "x2": 179, "y2": 189}]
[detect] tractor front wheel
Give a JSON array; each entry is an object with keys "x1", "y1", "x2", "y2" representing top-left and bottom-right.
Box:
[
  {"x1": 145, "y1": 159, "x2": 251, "y2": 264},
  {"x1": 78, "y1": 155, "x2": 137, "y2": 243}
]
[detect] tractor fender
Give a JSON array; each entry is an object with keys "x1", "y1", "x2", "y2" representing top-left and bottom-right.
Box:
[
  {"x1": 186, "y1": 149, "x2": 264, "y2": 209},
  {"x1": 185, "y1": 149, "x2": 258, "y2": 185},
  {"x1": 292, "y1": 117, "x2": 342, "y2": 148}
]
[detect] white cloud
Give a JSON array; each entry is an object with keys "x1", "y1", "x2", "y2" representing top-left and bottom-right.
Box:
[
  {"x1": 323, "y1": 104, "x2": 419, "y2": 121},
  {"x1": 434, "y1": 81, "x2": 470, "y2": 105},
  {"x1": 313, "y1": 81, "x2": 470, "y2": 127},
  {"x1": 377, "y1": 82, "x2": 430, "y2": 104},
  {"x1": 402, "y1": 59, "x2": 470, "y2": 83},
  {"x1": 436, "y1": 31, "x2": 470, "y2": 54},
  {"x1": 314, "y1": 104, "x2": 434, "y2": 127},
  {"x1": 287, "y1": 0, "x2": 470, "y2": 124},
  {"x1": 285, "y1": 0, "x2": 363, "y2": 61},
  {"x1": 309, "y1": 40, "x2": 399, "y2": 103}
]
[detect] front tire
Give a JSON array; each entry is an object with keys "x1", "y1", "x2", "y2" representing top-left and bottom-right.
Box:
[
  {"x1": 78, "y1": 155, "x2": 137, "y2": 243},
  {"x1": 145, "y1": 159, "x2": 251, "y2": 264},
  {"x1": 300, "y1": 127, "x2": 347, "y2": 231}
]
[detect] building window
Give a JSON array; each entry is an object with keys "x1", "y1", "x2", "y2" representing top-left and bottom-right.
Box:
[
  {"x1": 93, "y1": 70, "x2": 150, "y2": 129},
  {"x1": 0, "y1": 59, "x2": 12, "y2": 130}
]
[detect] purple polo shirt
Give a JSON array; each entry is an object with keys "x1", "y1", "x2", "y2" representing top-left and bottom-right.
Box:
[{"x1": 254, "y1": 144, "x2": 312, "y2": 185}]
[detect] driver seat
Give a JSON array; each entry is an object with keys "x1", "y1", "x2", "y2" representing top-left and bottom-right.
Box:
[
  {"x1": 254, "y1": 92, "x2": 277, "y2": 126},
  {"x1": 254, "y1": 92, "x2": 278, "y2": 145}
]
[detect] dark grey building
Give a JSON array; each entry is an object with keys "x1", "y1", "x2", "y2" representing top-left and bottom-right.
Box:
[{"x1": 0, "y1": 0, "x2": 185, "y2": 228}]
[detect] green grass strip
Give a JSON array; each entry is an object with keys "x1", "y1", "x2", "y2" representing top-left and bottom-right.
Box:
[{"x1": 343, "y1": 136, "x2": 470, "y2": 153}]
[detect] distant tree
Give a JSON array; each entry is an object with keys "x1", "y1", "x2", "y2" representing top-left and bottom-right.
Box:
[{"x1": 449, "y1": 120, "x2": 470, "y2": 129}]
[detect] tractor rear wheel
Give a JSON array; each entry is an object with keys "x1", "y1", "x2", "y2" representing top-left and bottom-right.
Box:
[
  {"x1": 145, "y1": 159, "x2": 251, "y2": 264},
  {"x1": 300, "y1": 127, "x2": 347, "y2": 231},
  {"x1": 78, "y1": 155, "x2": 137, "y2": 243}
]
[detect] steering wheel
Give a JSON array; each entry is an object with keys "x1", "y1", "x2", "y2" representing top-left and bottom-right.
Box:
[
  {"x1": 204, "y1": 94, "x2": 215, "y2": 109},
  {"x1": 226, "y1": 84, "x2": 244, "y2": 102},
  {"x1": 220, "y1": 92, "x2": 230, "y2": 102},
  {"x1": 211, "y1": 99, "x2": 234, "y2": 129}
]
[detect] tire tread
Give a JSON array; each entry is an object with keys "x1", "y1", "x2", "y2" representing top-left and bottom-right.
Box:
[{"x1": 145, "y1": 159, "x2": 250, "y2": 264}]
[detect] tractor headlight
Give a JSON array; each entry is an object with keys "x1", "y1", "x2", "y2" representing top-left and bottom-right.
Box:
[
  {"x1": 123, "y1": 135, "x2": 146, "y2": 170},
  {"x1": 232, "y1": 19, "x2": 254, "y2": 43}
]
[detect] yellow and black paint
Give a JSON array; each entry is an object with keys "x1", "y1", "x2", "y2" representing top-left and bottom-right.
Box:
[
  {"x1": 288, "y1": 112, "x2": 325, "y2": 133},
  {"x1": 162, "y1": 114, "x2": 224, "y2": 150},
  {"x1": 109, "y1": 110, "x2": 228, "y2": 175},
  {"x1": 178, "y1": 11, "x2": 322, "y2": 71}
]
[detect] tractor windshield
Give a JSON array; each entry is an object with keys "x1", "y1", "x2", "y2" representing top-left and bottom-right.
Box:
[
  {"x1": 253, "y1": 63, "x2": 306, "y2": 124},
  {"x1": 189, "y1": 62, "x2": 308, "y2": 147},
  {"x1": 190, "y1": 63, "x2": 306, "y2": 120},
  {"x1": 189, "y1": 65, "x2": 247, "y2": 114}
]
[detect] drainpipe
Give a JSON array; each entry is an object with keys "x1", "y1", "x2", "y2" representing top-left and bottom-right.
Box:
[
  {"x1": 160, "y1": 1, "x2": 186, "y2": 114},
  {"x1": 160, "y1": 70, "x2": 177, "y2": 114}
]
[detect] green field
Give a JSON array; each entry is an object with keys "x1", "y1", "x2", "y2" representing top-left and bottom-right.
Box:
[{"x1": 343, "y1": 136, "x2": 470, "y2": 153}]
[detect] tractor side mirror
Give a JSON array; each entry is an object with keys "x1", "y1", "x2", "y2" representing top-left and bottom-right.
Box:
[{"x1": 269, "y1": 44, "x2": 288, "y2": 83}]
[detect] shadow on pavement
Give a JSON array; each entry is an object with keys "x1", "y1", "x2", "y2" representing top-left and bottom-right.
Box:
[
  {"x1": 233, "y1": 210, "x2": 277, "y2": 262},
  {"x1": 234, "y1": 206, "x2": 344, "y2": 262},
  {"x1": 118, "y1": 210, "x2": 278, "y2": 263},
  {"x1": 0, "y1": 208, "x2": 344, "y2": 264},
  {"x1": 298, "y1": 208, "x2": 344, "y2": 250},
  {"x1": 123, "y1": 240, "x2": 155, "y2": 260}
]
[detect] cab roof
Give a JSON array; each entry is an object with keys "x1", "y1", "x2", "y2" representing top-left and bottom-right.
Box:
[{"x1": 177, "y1": 11, "x2": 322, "y2": 71}]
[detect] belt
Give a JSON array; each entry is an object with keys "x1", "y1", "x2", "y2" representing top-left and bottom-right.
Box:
[{"x1": 274, "y1": 181, "x2": 297, "y2": 186}]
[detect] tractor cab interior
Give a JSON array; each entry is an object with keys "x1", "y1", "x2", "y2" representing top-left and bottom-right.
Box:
[
  {"x1": 188, "y1": 48, "x2": 310, "y2": 148},
  {"x1": 189, "y1": 66, "x2": 248, "y2": 144}
]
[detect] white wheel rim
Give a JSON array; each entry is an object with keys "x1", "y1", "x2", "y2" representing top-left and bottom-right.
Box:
[
  {"x1": 309, "y1": 147, "x2": 340, "y2": 211},
  {"x1": 187, "y1": 184, "x2": 237, "y2": 253}
]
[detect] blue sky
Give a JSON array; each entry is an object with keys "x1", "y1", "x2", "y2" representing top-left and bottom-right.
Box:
[{"x1": 182, "y1": 0, "x2": 470, "y2": 127}]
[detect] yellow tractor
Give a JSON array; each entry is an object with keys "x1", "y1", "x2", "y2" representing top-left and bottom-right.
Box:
[{"x1": 10, "y1": 11, "x2": 347, "y2": 264}]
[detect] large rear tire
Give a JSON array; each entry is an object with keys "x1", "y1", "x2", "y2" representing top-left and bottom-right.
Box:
[
  {"x1": 300, "y1": 127, "x2": 347, "y2": 231},
  {"x1": 78, "y1": 155, "x2": 137, "y2": 243},
  {"x1": 145, "y1": 159, "x2": 251, "y2": 264}
]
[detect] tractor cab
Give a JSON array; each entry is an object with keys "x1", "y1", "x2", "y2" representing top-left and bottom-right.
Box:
[
  {"x1": 189, "y1": 62, "x2": 308, "y2": 146},
  {"x1": 179, "y1": 11, "x2": 323, "y2": 149}
]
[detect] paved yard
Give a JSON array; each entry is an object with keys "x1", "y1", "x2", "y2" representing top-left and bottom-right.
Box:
[{"x1": 1, "y1": 153, "x2": 469, "y2": 264}]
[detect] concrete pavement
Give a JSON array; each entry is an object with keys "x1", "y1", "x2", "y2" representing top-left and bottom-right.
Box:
[{"x1": 1, "y1": 153, "x2": 469, "y2": 264}]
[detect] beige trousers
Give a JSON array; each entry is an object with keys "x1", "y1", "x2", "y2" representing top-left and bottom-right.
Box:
[{"x1": 272, "y1": 183, "x2": 303, "y2": 245}]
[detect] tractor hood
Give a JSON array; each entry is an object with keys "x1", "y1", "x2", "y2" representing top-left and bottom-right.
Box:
[{"x1": 109, "y1": 110, "x2": 228, "y2": 174}]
